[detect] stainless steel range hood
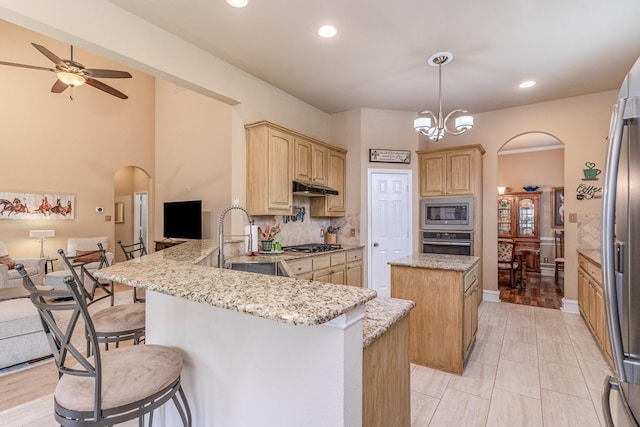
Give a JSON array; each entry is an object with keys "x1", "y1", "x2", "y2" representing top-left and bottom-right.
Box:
[{"x1": 292, "y1": 180, "x2": 339, "y2": 197}]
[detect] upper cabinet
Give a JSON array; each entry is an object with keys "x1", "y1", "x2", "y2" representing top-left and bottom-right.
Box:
[
  {"x1": 417, "y1": 145, "x2": 485, "y2": 197},
  {"x1": 246, "y1": 124, "x2": 294, "y2": 215},
  {"x1": 294, "y1": 138, "x2": 327, "y2": 185},
  {"x1": 246, "y1": 121, "x2": 346, "y2": 217},
  {"x1": 310, "y1": 148, "x2": 346, "y2": 217}
]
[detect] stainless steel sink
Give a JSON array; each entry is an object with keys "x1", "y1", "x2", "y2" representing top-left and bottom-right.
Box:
[{"x1": 226, "y1": 262, "x2": 288, "y2": 277}]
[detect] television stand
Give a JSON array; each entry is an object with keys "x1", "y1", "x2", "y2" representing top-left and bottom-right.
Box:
[{"x1": 154, "y1": 240, "x2": 187, "y2": 252}]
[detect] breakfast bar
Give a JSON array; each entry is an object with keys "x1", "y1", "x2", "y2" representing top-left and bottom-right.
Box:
[{"x1": 96, "y1": 240, "x2": 396, "y2": 426}]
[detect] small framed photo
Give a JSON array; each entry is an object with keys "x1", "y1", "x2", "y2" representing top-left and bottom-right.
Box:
[
  {"x1": 551, "y1": 187, "x2": 565, "y2": 228},
  {"x1": 369, "y1": 149, "x2": 411, "y2": 164}
]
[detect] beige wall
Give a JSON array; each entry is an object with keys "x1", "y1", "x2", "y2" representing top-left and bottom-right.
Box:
[{"x1": 0, "y1": 21, "x2": 155, "y2": 267}]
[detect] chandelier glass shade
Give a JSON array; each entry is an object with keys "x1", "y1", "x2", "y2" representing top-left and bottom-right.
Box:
[{"x1": 414, "y1": 52, "x2": 474, "y2": 142}]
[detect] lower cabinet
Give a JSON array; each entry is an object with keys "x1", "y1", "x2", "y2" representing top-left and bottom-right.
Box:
[
  {"x1": 578, "y1": 254, "x2": 612, "y2": 365},
  {"x1": 286, "y1": 248, "x2": 363, "y2": 286},
  {"x1": 462, "y1": 278, "x2": 479, "y2": 360}
]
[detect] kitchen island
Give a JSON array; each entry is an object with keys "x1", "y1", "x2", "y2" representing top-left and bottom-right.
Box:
[
  {"x1": 390, "y1": 253, "x2": 480, "y2": 374},
  {"x1": 96, "y1": 240, "x2": 411, "y2": 426}
]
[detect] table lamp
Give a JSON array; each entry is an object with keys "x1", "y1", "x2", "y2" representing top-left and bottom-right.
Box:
[{"x1": 29, "y1": 229, "x2": 55, "y2": 258}]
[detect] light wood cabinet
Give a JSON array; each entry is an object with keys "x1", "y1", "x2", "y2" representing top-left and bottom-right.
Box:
[
  {"x1": 346, "y1": 249, "x2": 363, "y2": 287},
  {"x1": 391, "y1": 261, "x2": 479, "y2": 374},
  {"x1": 497, "y1": 191, "x2": 541, "y2": 271},
  {"x1": 310, "y1": 148, "x2": 346, "y2": 217},
  {"x1": 294, "y1": 138, "x2": 327, "y2": 185},
  {"x1": 286, "y1": 249, "x2": 363, "y2": 286},
  {"x1": 578, "y1": 254, "x2": 612, "y2": 366},
  {"x1": 246, "y1": 121, "x2": 346, "y2": 218},
  {"x1": 417, "y1": 145, "x2": 485, "y2": 197},
  {"x1": 246, "y1": 123, "x2": 294, "y2": 215}
]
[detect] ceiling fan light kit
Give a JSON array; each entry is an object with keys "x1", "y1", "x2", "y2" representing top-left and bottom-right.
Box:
[
  {"x1": 0, "y1": 42, "x2": 132, "y2": 99},
  {"x1": 414, "y1": 51, "x2": 474, "y2": 142}
]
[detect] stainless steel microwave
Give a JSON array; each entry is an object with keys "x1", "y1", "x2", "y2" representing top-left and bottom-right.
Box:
[{"x1": 421, "y1": 197, "x2": 474, "y2": 230}]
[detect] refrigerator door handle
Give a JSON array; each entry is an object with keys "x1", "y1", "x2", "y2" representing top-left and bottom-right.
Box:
[{"x1": 602, "y1": 98, "x2": 628, "y2": 383}]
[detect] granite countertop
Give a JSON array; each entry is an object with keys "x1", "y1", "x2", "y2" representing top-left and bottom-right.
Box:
[
  {"x1": 388, "y1": 253, "x2": 479, "y2": 272},
  {"x1": 578, "y1": 248, "x2": 601, "y2": 265},
  {"x1": 362, "y1": 297, "x2": 414, "y2": 349},
  {"x1": 95, "y1": 240, "x2": 376, "y2": 327},
  {"x1": 226, "y1": 244, "x2": 365, "y2": 264}
]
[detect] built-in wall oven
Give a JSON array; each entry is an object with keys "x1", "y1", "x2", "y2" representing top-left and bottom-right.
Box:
[{"x1": 421, "y1": 231, "x2": 474, "y2": 256}]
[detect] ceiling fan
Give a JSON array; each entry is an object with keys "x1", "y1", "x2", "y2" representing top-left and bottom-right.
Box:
[{"x1": 0, "y1": 42, "x2": 132, "y2": 99}]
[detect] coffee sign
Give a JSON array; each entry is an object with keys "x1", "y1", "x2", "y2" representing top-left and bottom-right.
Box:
[{"x1": 576, "y1": 161, "x2": 602, "y2": 200}]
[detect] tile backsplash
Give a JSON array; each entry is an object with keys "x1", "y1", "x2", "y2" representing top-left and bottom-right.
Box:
[
  {"x1": 577, "y1": 213, "x2": 601, "y2": 250},
  {"x1": 252, "y1": 197, "x2": 360, "y2": 246}
]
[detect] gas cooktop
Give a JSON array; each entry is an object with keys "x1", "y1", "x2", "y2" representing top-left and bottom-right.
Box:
[{"x1": 283, "y1": 243, "x2": 342, "y2": 253}]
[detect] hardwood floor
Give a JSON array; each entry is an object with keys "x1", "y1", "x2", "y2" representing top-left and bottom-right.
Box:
[{"x1": 498, "y1": 272, "x2": 563, "y2": 309}]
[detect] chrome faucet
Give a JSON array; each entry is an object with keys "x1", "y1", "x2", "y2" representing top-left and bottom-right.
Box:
[{"x1": 218, "y1": 205, "x2": 253, "y2": 268}]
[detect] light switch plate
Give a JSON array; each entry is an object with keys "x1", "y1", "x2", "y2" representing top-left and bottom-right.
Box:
[{"x1": 569, "y1": 213, "x2": 577, "y2": 223}]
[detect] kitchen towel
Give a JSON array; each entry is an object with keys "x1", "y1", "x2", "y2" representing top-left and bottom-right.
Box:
[{"x1": 244, "y1": 225, "x2": 259, "y2": 253}]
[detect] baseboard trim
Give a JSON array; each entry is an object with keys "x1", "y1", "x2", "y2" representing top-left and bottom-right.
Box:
[
  {"x1": 561, "y1": 298, "x2": 579, "y2": 314},
  {"x1": 483, "y1": 290, "x2": 501, "y2": 303}
]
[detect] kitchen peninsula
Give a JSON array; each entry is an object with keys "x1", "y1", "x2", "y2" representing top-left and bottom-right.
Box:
[
  {"x1": 390, "y1": 253, "x2": 480, "y2": 374},
  {"x1": 96, "y1": 240, "x2": 412, "y2": 426}
]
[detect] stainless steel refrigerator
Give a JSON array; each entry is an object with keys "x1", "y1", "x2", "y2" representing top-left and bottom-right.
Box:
[{"x1": 602, "y1": 54, "x2": 640, "y2": 426}]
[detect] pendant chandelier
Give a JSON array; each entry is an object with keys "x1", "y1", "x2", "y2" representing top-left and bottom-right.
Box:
[{"x1": 414, "y1": 52, "x2": 474, "y2": 142}]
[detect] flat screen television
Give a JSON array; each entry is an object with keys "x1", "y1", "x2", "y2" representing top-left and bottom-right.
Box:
[{"x1": 163, "y1": 200, "x2": 202, "y2": 239}]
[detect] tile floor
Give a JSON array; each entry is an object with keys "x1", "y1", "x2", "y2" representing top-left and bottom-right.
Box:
[{"x1": 409, "y1": 300, "x2": 632, "y2": 427}]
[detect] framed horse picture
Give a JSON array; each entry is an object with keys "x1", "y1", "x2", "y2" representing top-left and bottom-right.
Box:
[
  {"x1": 551, "y1": 187, "x2": 564, "y2": 228},
  {"x1": 0, "y1": 191, "x2": 74, "y2": 220}
]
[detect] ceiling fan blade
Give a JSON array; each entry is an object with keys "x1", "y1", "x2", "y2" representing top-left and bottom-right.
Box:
[
  {"x1": 85, "y1": 69, "x2": 132, "y2": 79},
  {"x1": 0, "y1": 60, "x2": 55, "y2": 72},
  {"x1": 51, "y1": 79, "x2": 68, "y2": 93},
  {"x1": 31, "y1": 43, "x2": 64, "y2": 66},
  {"x1": 85, "y1": 77, "x2": 128, "y2": 99}
]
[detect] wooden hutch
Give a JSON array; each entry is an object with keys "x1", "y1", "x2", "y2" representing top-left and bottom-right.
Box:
[{"x1": 497, "y1": 191, "x2": 541, "y2": 271}]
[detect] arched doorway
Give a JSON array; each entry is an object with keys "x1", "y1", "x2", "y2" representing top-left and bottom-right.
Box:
[
  {"x1": 114, "y1": 166, "x2": 151, "y2": 263},
  {"x1": 497, "y1": 132, "x2": 565, "y2": 308}
]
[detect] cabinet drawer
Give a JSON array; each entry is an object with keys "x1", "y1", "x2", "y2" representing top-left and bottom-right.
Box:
[
  {"x1": 346, "y1": 250, "x2": 363, "y2": 263},
  {"x1": 464, "y1": 264, "x2": 479, "y2": 292},
  {"x1": 313, "y1": 255, "x2": 331, "y2": 271},
  {"x1": 578, "y1": 255, "x2": 589, "y2": 272},
  {"x1": 331, "y1": 252, "x2": 346, "y2": 266},
  {"x1": 589, "y1": 263, "x2": 602, "y2": 284},
  {"x1": 288, "y1": 258, "x2": 312, "y2": 275}
]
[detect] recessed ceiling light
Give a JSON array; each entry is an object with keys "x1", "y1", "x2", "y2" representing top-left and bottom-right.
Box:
[
  {"x1": 227, "y1": 0, "x2": 248, "y2": 8},
  {"x1": 318, "y1": 25, "x2": 338, "y2": 38},
  {"x1": 519, "y1": 80, "x2": 536, "y2": 89}
]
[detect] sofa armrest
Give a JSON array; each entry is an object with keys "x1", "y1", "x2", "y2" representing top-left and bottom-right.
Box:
[
  {"x1": 13, "y1": 258, "x2": 45, "y2": 273},
  {"x1": 0, "y1": 264, "x2": 9, "y2": 288}
]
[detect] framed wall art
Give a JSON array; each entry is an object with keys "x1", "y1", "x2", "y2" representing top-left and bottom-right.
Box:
[
  {"x1": 551, "y1": 187, "x2": 564, "y2": 228},
  {"x1": 369, "y1": 149, "x2": 411, "y2": 164},
  {"x1": 0, "y1": 191, "x2": 74, "y2": 220}
]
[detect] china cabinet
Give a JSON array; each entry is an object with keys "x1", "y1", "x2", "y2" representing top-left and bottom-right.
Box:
[{"x1": 497, "y1": 191, "x2": 541, "y2": 271}]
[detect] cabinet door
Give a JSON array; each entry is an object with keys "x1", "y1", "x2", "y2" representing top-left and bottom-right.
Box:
[
  {"x1": 516, "y1": 195, "x2": 540, "y2": 237},
  {"x1": 463, "y1": 286, "x2": 474, "y2": 357},
  {"x1": 327, "y1": 150, "x2": 345, "y2": 213},
  {"x1": 578, "y1": 269, "x2": 588, "y2": 317},
  {"x1": 311, "y1": 144, "x2": 327, "y2": 184},
  {"x1": 267, "y1": 130, "x2": 293, "y2": 212},
  {"x1": 330, "y1": 269, "x2": 345, "y2": 285},
  {"x1": 313, "y1": 269, "x2": 331, "y2": 283},
  {"x1": 594, "y1": 284, "x2": 605, "y2": 346},
  {"x1": 447, "y1": 150, "x2": 473, "y2": 195},
  {"x1": 293, "y1": 138, "x2": 312, "y2": 183},
  {"x1": 497, "y1": 197, "x2": 514, "y2": 237},
  {"x1": 346, "y1": 262, "x2": 363, "y2": 287},
  {"x1": 419, "y1": 153, "x2": 446, "y2": 197}
]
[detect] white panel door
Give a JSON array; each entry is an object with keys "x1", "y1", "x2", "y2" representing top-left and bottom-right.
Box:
[{"x1": 368, "y1": 170, "x2": 412, "y2": 297}]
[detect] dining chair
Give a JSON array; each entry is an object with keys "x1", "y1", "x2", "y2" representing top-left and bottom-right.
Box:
[
  {"x1": 497, "y1": 238, "x2": 518, "y2": 288},
  {"x1": 16, "y1": 264, "x2": 191, "y2": 426},
  {"x1": 555, "y1": 230, "x2": 565, "y2": 281},
  {"x1": 117, "y1": 238, "x2": 147, "y2": 302},
  {"x1": 58, "y1": 242, "x2": 145, "y2": 356}
]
